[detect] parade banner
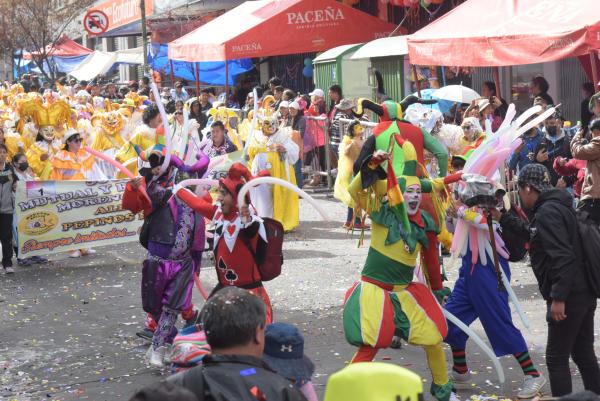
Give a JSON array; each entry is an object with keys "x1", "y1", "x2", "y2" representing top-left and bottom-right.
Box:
[{"x1": 15, "y1": 180, "x2": 143, "y2": 257}]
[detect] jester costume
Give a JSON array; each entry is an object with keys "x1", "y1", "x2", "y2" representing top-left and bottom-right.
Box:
[
  {"x1": 353, "y1": 96, "x2": 452, "y2": 251},
  {"x1": 175, "y1": 163, "x2": 273, "y2": 323},
  {"x1": 122, "y1": 150, "x2": 209, "y2": 366},
  {"x1": 247, "y1": 110, "x2": 300, "y2": 232},
  {"x1": 445, "y1": 194, "x2": 544, "y2": 395},
  {"x1": 343, "y1": 137, "x2": 461, "y2": 401}
]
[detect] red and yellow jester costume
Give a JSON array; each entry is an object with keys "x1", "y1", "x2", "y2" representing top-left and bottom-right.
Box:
[{"x1": 174, "y1": 163, "x2": 273, "y2": 323}]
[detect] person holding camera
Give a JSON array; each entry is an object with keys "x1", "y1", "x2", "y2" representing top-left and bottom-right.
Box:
[{"x1": 518, "y1": 163, "x2": 600, "y2": 396}]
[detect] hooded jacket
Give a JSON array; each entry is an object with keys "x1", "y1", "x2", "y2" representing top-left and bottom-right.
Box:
[{"x1": 529, "y1": 189, "x2": 589, "y2": 301}]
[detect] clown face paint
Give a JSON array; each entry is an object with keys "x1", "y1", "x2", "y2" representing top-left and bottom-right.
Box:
[{"x1": 404, "y1": 184, "x2": 422, "y2": 216}]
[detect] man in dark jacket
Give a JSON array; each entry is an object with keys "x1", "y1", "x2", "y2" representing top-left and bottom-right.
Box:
[
  {"x1": 517, "y1": 164, "x2": 600, "y2": 397},
  {"x1": 533, "y1": 112, "x2": 575, "y2": 187},
  {"x1": 167, "y1": 287, "x2": 306, "y2": 401}
]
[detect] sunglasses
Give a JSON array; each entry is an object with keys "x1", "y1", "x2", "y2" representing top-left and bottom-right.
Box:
[{"x1": 174, "y1": 111, "x2": 183, "y2": 115}]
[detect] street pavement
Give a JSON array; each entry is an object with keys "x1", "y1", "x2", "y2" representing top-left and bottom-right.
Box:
[{"x1": 0, "y1": 193, "x2": 593, "y2": 401}]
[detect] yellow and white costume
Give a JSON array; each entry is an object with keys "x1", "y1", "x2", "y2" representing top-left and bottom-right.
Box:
[
  {"x1": 247, "y1": 112, "x2": 299, "y2": 232},
  {"x1": 115, "y1": 124, "x2": 156, "y2": 177}
]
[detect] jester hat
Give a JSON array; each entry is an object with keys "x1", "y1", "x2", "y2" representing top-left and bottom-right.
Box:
[
  {"x1": 355, "y1": 95, "x2": 437, "y2": 122},
  {"x1": 219, "y1": 163, "x2": 269, "y2": 206}
]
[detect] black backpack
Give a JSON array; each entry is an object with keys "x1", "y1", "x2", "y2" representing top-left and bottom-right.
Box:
[{"x1": 575, "y1": 210, "x2": 600, "y2": 298}]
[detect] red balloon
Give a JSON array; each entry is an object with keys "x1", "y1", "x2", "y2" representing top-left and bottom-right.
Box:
[{"x1": 431, "y1": 0, "x2": 444, "y2": 3}]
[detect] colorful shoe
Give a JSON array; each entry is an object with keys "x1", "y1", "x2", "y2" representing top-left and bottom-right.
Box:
[{"x1": 517, "y1": 375, "x2": 546, "y2": 399}]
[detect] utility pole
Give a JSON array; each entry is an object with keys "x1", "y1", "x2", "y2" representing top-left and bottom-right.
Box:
[{"x1": 140, "y1": 0, "x2": 148, "y2": 74}]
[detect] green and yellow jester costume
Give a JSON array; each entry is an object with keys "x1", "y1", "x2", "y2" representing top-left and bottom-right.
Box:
[{"x1": 343, "y1": 135, "x2": 462, "y2": 401}]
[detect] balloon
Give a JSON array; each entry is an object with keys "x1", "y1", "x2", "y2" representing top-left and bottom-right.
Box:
[
  {"x1": 444, "y1": 309, "x2": 505, "y2": 384},
  {"x1": 193, "y1": 274, "x2": 209, "y2": 300},
  {"x1": 237, "y1": 177, "x2": 330, "y2": 221},
  {"x1": 85, "y1": 146, "x2": 134, "y2": 179},
  {"x1": 150, "y1": 82, "x2": 172, "y2": 179},
  {"x1": 303, "y1": 66, "x2": 313, "y2": 78},
  {"x1": 304, "y1": 58, "x2": 313, "y2": 67},
  {"x1": 421, "y1": 0, "x2": 432, "y2": 6},
  {"x1": 431, "y1": 0, "x2": 444, "y2": 3},
  {"x1": 177, "y1": 178, "x2": 219, "y2": 189}
]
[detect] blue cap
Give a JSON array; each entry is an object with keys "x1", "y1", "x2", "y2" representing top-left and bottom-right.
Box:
[{"x1": 263, "y1": 323, "x2": 315, "y2": 385}]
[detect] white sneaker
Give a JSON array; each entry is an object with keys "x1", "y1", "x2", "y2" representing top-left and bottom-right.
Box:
[
  {"x1": 4, "y1": 266, "x2": 14, "y2": 274},
  {"x1": 517, "y1": 375, "x2": 546, "y2": 399},
  {"x1": 451, "y1": 370, "x2": 471, "y2": 389},
  {"x1": 147, "y1": 346, "x2": 166, "y2": 368},
  {"x1": 449, "y1": 391, "x2": 461, "y2": 401},
  {"x1": 69, "y1": 250, "x2": 82, "y2": 258},
  {"x1": 86, "y1": 248, "x2": 97, "y2": 254}
]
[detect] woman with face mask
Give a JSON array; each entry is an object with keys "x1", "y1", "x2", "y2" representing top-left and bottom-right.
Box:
[{"x1": 10, "y1": 153, "x2": 48, "y2": 266}]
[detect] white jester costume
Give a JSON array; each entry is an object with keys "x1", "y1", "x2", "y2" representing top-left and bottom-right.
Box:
[{"x1": 247, "y1": 112, "x2": 300, "y2": 232}]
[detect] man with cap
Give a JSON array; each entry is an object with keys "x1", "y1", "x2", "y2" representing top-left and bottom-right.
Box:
[
  {"x1": 173, "y1": 163, "x2": 274, "y2": 323},
  {"x1": 171, "y1": 81, "x2": 189, "y2": 102},
  {"x1": 518, "y1": 163, "x2": 600, "y2": 396},
  {"x1": 330, "y1": 98, "x2": 358, "y2": 156},
  {"x1": 167, "y1": 287, "x2": 305, "y2": 401}
]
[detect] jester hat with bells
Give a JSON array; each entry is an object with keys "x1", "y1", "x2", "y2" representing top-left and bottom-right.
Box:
[
  {"x1": 219, "y1": 163, "x2": 270, "y2": 209},
  {"x1": 354, "y1": 96, "x2": 441, "y2": 182}
]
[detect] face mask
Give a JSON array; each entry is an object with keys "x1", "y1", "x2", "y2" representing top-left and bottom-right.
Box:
[
  {"x1": 18, "y1": 162, "x2": 28, "y2": 171},
  {"x1": 546, "y1": 126, "x2": 558, "y2": 136}
]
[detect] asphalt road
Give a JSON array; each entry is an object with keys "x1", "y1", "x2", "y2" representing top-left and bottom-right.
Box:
[{"x1": 0, "y1": 193, "x2": 593, "y2": 401}]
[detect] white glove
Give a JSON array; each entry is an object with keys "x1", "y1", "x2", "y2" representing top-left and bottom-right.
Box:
[{"x1": 172, "y1": 183, "x2": 183, "y2": 195}]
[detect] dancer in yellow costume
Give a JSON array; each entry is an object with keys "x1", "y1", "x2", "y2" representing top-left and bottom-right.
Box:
[
  {"x1": 20, "y1": 98, "x2": 73, "y2": 179},
  {"x1": 334, "y1": 120, "x2": 364, "y2": 207},
  {"x1": 51, "y1": 129, "x2": 105, "y2": 181},
  {"x1": 115, "y1": 105, "x2": 161, "y2": 177},
  {"x1": 247, "y1": 111, "x2": 299, "y2": 232},
  {"x1": 91, "y1": 111, "x2": 127, "y2": 178},
  {"x1": 343, "y1": 137, "x2": 462, "y2": 401}
]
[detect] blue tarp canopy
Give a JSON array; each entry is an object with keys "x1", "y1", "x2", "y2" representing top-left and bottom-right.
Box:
[{"x1": 149, "y1": 44, "x2": 253, "y2": 85}]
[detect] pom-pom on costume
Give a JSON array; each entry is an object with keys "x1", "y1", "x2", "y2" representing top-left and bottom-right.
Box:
[
  {"x1": 246, "y1": 108, "x2": 300, "y2": 232},
  {"x1": 121, "y1": 149, "x2": 209, "y2": 359},
  {"x1": 174, "y1": 163, "x2": 274, "y2": 323},
  {"x1": 343, "y1": 135, "x2": 462, "y2": 401}
]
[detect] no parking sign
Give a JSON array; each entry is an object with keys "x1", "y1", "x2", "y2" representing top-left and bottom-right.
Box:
[{"x1": 83, "y1": 10, "x2": 109, "y2": 36}]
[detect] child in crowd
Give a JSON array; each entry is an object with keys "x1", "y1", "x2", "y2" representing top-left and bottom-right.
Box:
[{"x1": 263, "y1": 323, "x2": 318, "y2": 401}]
